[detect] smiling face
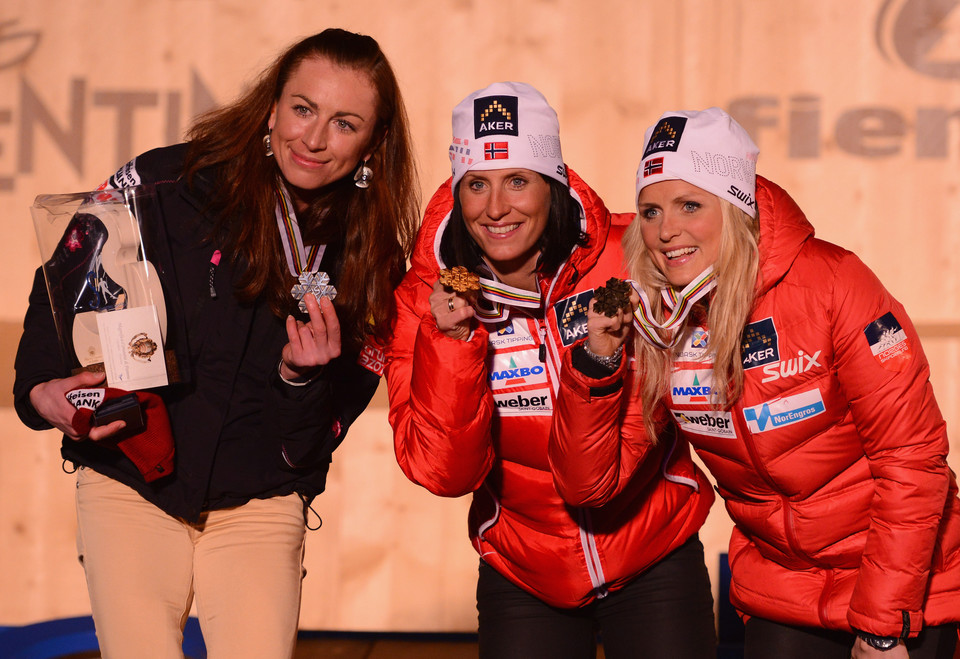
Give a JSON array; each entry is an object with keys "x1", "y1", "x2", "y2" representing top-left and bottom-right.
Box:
[
  {"x1": 267, "y1": 55, "x2": 379, "y2": 211},
  {"x1": 458, "y1": 168, "x2": 551, "y2": 289},
  {"x1": 637, "y1": 179, "x2": 724, "y2": 288}
]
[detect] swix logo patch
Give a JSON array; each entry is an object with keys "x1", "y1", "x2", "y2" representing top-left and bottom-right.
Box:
[
  {"x1": 741, "y1": 318, "x2": 779, "y2": 370},
  {"x1": 673, "y1": 410, "x2": 735, "y2": 439},
  {"x1": 728, "y1": 184, "x2": 757, "y2": 210},
  {"x1": 760, "y1": 349, "x2": 822, "y2": 383},
  {"x1": 489, "y1": 348, "x2": 547, "y2": 390},
  {"x1": 742, "y1": 389, "x2": 826, "y2": 433},
  {"x1": 474, "y1": 95, "x2": 519, "y2": 138},
  {"x1": 554, "y1": 290, "x2": 594, "y2": 346},
  {"x1": 671, "y1": 369, "x2": 713, "y2": 404},
  {"x1": 864, "y1": 312, "x2": 912, "y2": 372}
]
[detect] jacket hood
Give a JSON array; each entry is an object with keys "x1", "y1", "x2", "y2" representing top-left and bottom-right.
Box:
[
  {"x1": 409, "y1": 168, "x2": 611, "y2": 297},
  {"x1": 755, "y1": 176, "x2": 815, "y2": 296}
]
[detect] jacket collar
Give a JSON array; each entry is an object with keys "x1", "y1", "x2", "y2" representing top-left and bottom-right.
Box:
[{"x1": 755, "y1": 175, "x2": 815, "y2": 296}]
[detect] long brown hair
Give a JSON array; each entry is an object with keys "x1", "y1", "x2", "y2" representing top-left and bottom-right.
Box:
[
  {"x1": 623, "y1": 199, "x2": 760, "y2": 440},
  {"x1": 184, "y1": 29, "x2": 419, "y2": 350}
]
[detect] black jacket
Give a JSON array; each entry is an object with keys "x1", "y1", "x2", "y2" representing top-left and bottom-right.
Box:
[{"x1": 14, "y1": 143, "x2": 380, "y2": 521}]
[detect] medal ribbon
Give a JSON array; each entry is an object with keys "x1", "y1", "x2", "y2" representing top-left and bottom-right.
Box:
[
  {"x1": 274, "y1": 182, "x2": 325, "y2": 276},
  {"x1": 473, "y1": 274, "x2": 542, "y2": 324},
  {"x1": 631, "y1": 267, "x2": 716, "y2": 348}
]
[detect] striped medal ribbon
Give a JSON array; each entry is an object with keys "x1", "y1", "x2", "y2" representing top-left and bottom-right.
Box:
[
  {"x1": 274, "y1": 182, "x2": 325, "y2": 277},
  {"x1": 631, "y1": 267, "x2": 716, "y2": 349},
  {"x1": 473, "y1": 274, "x2": 542, "y2": 324}
]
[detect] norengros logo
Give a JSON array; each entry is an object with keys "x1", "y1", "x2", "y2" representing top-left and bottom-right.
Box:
[{"x1": 876, "y1": 0, "x2": 960, "y2": 79}]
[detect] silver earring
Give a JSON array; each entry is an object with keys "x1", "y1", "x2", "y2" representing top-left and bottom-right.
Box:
[
  {"x1": 263, "y1": 132, "x2": 273, "y2": 157},
  {"x1": 354, "y1": 159, "x2": 373, "y2": 189}
]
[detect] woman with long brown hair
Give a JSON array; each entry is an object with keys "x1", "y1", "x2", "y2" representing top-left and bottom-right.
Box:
[{"x1": 14, "y1": 28, "x2": 418, "y2": 658}]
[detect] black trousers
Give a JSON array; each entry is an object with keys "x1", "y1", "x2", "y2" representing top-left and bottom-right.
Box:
[
  {"x1": 744, "y1": 616, "x2": 959, "y2": 659},
  {"x1": 476, "y1": 534, "x2": 717, "y2": 659}
]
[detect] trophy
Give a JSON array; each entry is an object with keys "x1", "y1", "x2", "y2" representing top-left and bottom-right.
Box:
[{"x1": 31, "y1": 186, "x2": 171, "y2": 390}]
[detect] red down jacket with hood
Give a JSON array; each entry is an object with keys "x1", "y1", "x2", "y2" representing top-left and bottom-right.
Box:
[
  {"x1": 551, "y1": 176, "x2": 960, "y2": 636},
  {"x1": 386, "y1": 169, "x2": 714, "y2": 608}
]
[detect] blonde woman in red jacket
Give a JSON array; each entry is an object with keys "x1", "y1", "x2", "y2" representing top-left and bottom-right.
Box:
[
  {"x1": 550, "y1": 107, "x2": 960, "y2": 659},
  {"x1": 386, "y1": 83, "x2": 717, "y2": 659}
]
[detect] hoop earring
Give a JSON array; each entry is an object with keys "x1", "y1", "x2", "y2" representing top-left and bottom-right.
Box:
[
  {"x1": 354, "y1": 158, "x2": 373, "y2": 189},
  {"x1": 263, "y1": 132, "x2": 273, "y2": 157}
]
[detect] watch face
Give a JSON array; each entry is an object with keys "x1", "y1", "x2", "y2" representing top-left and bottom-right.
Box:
[{"x1": 865, "y1": 636, "x2": 898, "y2": 650}]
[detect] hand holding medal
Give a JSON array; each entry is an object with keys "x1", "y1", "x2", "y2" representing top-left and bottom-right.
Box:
[
  {"x1": 586, "y1": 277, "x2": 639, "y2": 359},
  {"x1": 431, "y1": 267, "x2": 480, "y2": 341}
]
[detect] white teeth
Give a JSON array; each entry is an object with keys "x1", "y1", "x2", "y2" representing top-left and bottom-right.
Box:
[
  {"x1": 487, "y1": 224, "x2": 520, "y2": 235},
  {"x1": 665, "y1": 247, "x2": 697, "y2": 259}
]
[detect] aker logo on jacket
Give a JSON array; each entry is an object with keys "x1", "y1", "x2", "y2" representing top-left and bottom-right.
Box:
[
  {"x1": 741, "y1": 318, "x2": 780, "y2": 370},
  {"x1": 742, "y1": 389, "x2": 826, "y2": 433},
  {"x1": 554, "y1": 290, "x2": 593, "y2": 346}
]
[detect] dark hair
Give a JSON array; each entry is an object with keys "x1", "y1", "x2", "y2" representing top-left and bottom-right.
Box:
[
  {"x1": 439, "y1": 175, "x2": 587, "y2": 277},
  {"x1": 183, "y1": 28, "x2": 419, "y2": 350}
]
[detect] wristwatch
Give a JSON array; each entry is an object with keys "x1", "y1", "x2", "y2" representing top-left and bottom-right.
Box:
[{"x1": 856, "y1": 630, "x2": 899, "y2": 651}]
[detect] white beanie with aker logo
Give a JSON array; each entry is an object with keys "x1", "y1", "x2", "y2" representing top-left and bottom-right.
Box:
[
  {"x1": 635, "y1": 107, "x2": 760, "y2": 217},
  {"x1": 449, "y1": 81, "x2": 567, "y2": 191}
]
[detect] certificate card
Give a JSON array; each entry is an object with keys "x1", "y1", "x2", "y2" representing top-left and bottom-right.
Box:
[{"x1": 96, "y1": 305, "x2": 168, "y2": 390}]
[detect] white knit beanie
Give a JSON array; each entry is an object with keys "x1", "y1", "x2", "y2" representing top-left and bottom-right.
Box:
[
  {"x1": 449, "y1": 82, "x2": 567, "y2": 190},
  {"x1": 635, "y1": 107, "x2": 760, "y2": 217}
]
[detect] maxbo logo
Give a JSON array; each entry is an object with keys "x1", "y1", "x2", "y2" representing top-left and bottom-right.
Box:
[{"x1": 876, "y1": 0, "x2": 960, "y2": 79}]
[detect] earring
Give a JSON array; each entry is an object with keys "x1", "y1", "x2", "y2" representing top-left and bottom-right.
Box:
[
  {"x1": 263, "y1": 132, "x2": 273, "y2": 157},
  {"x1": 354, "y1": 158, "x2": 373, "y2": 189}
]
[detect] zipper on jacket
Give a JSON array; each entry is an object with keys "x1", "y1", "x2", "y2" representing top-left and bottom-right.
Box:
[
  {"x1": 817, "y1": 568, "x2": 835, "y2": 627},
  {"x1": 577, "y1": 507, "x2": 609, "y2": 598}
]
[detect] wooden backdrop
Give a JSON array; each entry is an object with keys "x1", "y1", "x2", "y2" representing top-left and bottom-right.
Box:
[{"x1": 1, "y1": 0, "x2": 958, "y2": 632}]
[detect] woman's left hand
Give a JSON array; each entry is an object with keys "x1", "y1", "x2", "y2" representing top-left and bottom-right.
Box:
[
  {"x1": 850, "y1": 637, "x2": 908, "y2": 659},
  {"x1": 280, "y1": 293, "x2": 341, "y2": 381}
]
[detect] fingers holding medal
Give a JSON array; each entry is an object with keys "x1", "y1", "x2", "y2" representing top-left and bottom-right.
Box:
[{"x1": 431, "y1": 266, "x2": 480, "y2": 341}]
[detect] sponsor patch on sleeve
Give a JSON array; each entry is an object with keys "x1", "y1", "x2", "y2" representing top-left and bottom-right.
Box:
[
  {"x1": 102, "y1": 157, "x2": 141, "y2": 190},
  {"x1": 863, "y1": 312, "x2": 911, "y2": 371},
  {"x1": 358, "y1": 341, "x2": 385, "y2": 376},
  {"x1": 554, "y1": 290, "x2": 594, "y2": 346}
]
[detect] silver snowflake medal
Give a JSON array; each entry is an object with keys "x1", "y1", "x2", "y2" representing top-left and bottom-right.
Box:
[{"x1": 291, "y1": 271, "x2": 337, "y2": 313}]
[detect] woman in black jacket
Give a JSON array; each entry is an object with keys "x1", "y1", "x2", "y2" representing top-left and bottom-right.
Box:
[{"x1": 14, "y1": 28, "x2": 418, "y2": 658}]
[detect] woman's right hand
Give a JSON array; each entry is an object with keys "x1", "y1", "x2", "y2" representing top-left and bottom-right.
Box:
[
  {"x1": 429, "y1": 280, "x2": 476, "y2": 341},
  {"x1": 28, "y1": 371, "x2": 126, "y2": 441},
  {"x1": 586, "y1": 289, "x2": 639, "y2": 357}
]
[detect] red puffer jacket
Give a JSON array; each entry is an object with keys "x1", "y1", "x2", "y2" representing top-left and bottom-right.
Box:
[
  {"x1": 551, "y1": 176, "x2": 960, "y2": 635},
  {"x1": 386, "y1": 169, "x2": 714, "y2": 608}
]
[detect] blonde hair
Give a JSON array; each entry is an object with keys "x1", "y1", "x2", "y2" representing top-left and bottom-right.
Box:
[{"x1": 623, "y1": 198, "x2": 761, "y2": 440}]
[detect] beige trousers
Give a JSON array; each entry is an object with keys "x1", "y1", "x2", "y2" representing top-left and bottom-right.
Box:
[{"x1": 75, "y1": 466, "x2": 306, "y2": 659}]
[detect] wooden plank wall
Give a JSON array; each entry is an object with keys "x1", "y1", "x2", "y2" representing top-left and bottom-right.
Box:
[{"x1": 1, "y1": 0, "x2": 957, "y2": 631}]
